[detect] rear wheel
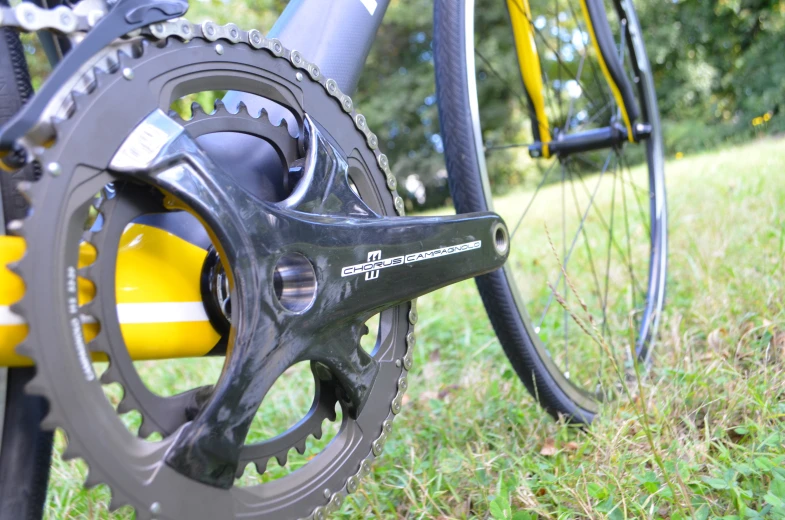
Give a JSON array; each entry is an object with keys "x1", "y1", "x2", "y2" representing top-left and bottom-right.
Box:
[{"x1": 434, "y1": 0, "x2": 667, "y2": 422}]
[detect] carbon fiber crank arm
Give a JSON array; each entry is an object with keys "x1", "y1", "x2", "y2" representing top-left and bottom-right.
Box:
[
  {"x1": 0, "y1": 0, "x2": 187, "y2": 155},
  {"x1": 108, "y1": 109, "x2": 509, "y2": 488}
]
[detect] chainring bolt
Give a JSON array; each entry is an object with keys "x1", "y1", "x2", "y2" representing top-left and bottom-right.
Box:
[
  {"x1": 150, "y1": 502, "x2": 162, "y2": 515},
  {"x1": 322, "y1": 488, "x2": 331, "y2": 499},
  {"x1": 122, "y1": 67, "x2": 134, "y2": 81},
  {"x1": 215, "y1": 44, "x2": 224, "y2": 55},
  {"x1": 296, "y1": 72, "x2": 304, "y2": 82},
  {"x1": 6, "y1": 219, "x2": 23, "y2": 232},
  {"x1": 47, "y1": 162, "x2": 62, "y2": 176}
]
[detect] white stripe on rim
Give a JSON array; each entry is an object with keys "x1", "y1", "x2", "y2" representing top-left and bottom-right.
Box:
[{"x1": 0, "y1": 302, "x2": 209, "y2": 326}]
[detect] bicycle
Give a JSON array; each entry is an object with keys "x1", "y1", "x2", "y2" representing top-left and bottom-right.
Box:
[{"x1": 0, "y1": 0, "x2": 665, "y2": 518}]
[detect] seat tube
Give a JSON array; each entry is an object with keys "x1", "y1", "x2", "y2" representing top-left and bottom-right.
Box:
[{"x1": 268, "y1": 0, "x2": 391, "y2": 96}]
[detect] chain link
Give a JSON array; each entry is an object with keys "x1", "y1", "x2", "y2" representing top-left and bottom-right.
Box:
[
  {"x1": 0, "y1": 2, "x2": 99, "y2": 35},
  {"x1": 1, "y1": 9, "x2": 417, "y2": 519}
]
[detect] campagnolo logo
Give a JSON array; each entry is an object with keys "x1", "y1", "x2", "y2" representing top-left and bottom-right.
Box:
[{"x1": 341, "y1": 240, "x2": 482, "y2": 281}]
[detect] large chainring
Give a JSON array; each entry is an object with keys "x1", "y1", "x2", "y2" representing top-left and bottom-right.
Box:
[{"x1": 12, "y1": 22, "x2": 416, "y2": 520}]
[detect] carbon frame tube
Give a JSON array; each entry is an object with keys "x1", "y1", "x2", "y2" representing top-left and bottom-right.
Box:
[
  {"x1": 230, "y1": 0, "x2": 390, "y2": 99},
  {"x1": 268, "y1": 0, "x2": 390, "y2": 95}
]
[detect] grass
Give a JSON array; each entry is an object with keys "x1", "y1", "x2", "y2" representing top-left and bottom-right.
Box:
[{"x1": 44, "y1": 137, "x2": 785, "y2": 519}]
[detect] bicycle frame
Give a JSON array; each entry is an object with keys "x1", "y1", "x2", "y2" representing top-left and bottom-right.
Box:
[{"x1": 0, "y1": 0, "x2": 647, "y2": 366}]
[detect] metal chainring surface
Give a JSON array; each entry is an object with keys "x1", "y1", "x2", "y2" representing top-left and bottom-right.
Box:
[
  {"x1": 87, "y1": 106, "x2": 343, "y2": 472},
  {"x1": 12, "y1": 24, "x2": 416, "y2": 520}
]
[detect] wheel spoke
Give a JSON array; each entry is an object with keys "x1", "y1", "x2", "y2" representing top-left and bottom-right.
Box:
[
  {"x1": 563, "y1": 48, "x2": 588, "y2": 133},
  {"x1": 555, "y1": 0, "x2": 565, "y2": 124},
  {"x1": 510, "y1": 158, "x2": 559, "y2": 238},
  {"x1": 485, "y1": 142, "x2": 533, "y2": 152},
  {"x1": 618, "y1": 149, "x2": 639, "y2": 322},
  {"x1": 566, "y1": 161, "x2": 604, "y2": 317},
  {"x1": 563, "y1": 0, "x2": 613, "y2": 110},
  {"x1": 599, "y1": 156, "x2": 618, "y2": 342},
  {"x1": 475, "y1": 47, "x2": 534, "y2": 120},
  {"x1": 618, "y1": 152, "x2": 652, "y2": 239},
  {"x1": 536, "y1": 151, "x2": 614, "y2": 330},
  {"x1": 561, "y1": 162, "x2": 569, "y2": 375},
  {"x1": 508, "y1": 0, "x2": 601, "y2": 108},
  {"x1": 571, "y1": 163, "x2": 647, "y2": 298}
]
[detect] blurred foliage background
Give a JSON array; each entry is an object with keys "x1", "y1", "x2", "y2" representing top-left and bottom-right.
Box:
[{"x1": 20, "y1": 0, "x2": 785, "y2": 206}]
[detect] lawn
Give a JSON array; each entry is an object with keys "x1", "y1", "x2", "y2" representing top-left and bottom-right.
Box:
[{"x1": 45, "y1": 137, "x2": 785, "y2": 519}]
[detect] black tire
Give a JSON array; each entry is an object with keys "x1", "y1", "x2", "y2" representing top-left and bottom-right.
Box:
[
  {"x1": 0, "y1": 9, "x2": 53, "y2": 520},
  {"x1": 433, "y1": 0, "x2": 667, "y2": 423}
]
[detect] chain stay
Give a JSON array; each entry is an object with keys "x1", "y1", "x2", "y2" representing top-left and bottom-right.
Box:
[{"x1": 1, "y1": 7, "x2": 416, "y2": 519}]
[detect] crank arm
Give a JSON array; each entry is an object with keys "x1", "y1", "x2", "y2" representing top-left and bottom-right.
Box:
[{"x1": 103, "y1": 109, "x2": 510, "y2": 487}]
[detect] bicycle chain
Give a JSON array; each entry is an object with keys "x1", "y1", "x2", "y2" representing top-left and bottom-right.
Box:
[
  {"x1": 2, "y1": 7, "x2": 418, "y2": 519},
  {"x1": 0, "y1": 1, "x2": 104, "y2": 35}
]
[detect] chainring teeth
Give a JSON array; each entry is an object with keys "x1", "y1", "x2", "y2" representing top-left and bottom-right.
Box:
[{"x1": 7, "y1": 14, "x2": 418, "y2": 520}]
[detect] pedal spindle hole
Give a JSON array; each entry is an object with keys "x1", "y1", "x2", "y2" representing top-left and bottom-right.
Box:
[
  {"x1": 273, "y1": 253, "x2": 317, "y2": 313},
  {"x1": 493, "y1": 223, "x2": 509, "y2": 256}
]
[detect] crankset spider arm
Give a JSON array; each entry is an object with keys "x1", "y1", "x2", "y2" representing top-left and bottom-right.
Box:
[
  {"x1": 0, "y1": 0, "x2": 188, "y2": 154},
  {"x1": 108, "y1": 109, "x2": 509, "y2": 489}
]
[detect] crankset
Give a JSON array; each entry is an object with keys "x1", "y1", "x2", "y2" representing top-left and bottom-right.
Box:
[{"x1": 0, "y1": 6, "x2": 509, "y2": 520}]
